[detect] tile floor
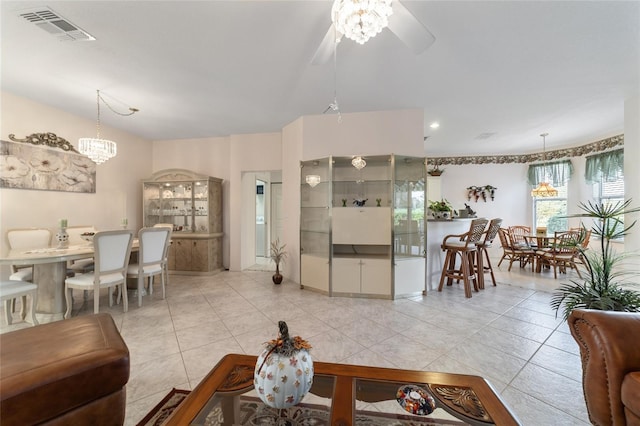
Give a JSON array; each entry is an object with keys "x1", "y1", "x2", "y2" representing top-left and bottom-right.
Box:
[{"x1": 1, "y1": 260, "x2": 590, "y2": 426}]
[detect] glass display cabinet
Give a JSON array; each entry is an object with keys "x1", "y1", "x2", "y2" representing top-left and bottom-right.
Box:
[
  {"x1": 300, "y1": 155, "x2": 425, "y2": 299},
  {"x1": 300, "y1": 157, "x2": 331, "y2": 293},
  {"x1": 143, "y1": 169, "x2": 223, "y2": 274}
]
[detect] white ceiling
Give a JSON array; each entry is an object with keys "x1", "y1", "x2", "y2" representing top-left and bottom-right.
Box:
[{"x1": 1, "y1": 1, "x2": 638, "y2": 156}]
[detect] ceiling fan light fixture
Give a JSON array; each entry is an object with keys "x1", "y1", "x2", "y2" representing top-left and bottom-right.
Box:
[{"x1": 332, "y1": 0, "x2": 394, "y2": 45}]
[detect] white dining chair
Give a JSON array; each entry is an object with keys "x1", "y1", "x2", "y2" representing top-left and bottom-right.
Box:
[
  {"x1": 5, "y1": 228, "x2": 50, "y2": 319},
  {"x1": 0, "y1": 280, "x2": 38, "y2": 325},
  {"x1": 64, "y1": 230, "x2": 134, "y2": 318},
  {"x1": 127, "y1": 227, "x2": 172, "y2": 307},
  {"x1": 66, "y1": 225, "x2": 97, "y2": 273},
  {"x1": 6, "y1": 228, "x2": 52, "y2": 281},
  {"x1": 152, "y1": 223, "x2": 173, "y2": 288}
]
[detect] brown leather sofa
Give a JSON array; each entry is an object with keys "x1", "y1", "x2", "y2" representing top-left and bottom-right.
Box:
[
  {"x1": 568, "y1": 309, "x2": 640, "y2": 426},
  {"x1": 0, "y1": 313, "x2": 130, "y2": 425}
]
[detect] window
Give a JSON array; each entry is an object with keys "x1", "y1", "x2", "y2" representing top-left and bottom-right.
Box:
[
  {"x1": 593, "y1": 170, "x2": 625, "y2": 239},
  {"x1": 534, "y1": 182, "x2": 568, "y2": 234},
  {"x1": 587, "y1": 149, "x2": 625, "y2": 240},
  {"x1": 529, "y1": 160, "x2": 572, "y2": 234}
]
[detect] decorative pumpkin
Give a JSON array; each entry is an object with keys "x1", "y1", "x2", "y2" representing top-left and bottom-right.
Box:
[{"x1": 254, "y1": 321, "x2": 313, "y2": 409}]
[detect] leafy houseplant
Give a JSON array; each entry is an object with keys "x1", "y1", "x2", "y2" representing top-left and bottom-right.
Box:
[
  {"x1": 550, "y1": 199, "x2": 640, "y2": 321},
  {"x1": 270, "y1": 238, "x2": 287, "y2": 284},
  {"x1": 428, "y1": 199, "x2": 453, "y2": 212}
]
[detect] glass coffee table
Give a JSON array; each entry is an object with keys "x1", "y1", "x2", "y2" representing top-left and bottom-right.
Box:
[{"x1": 164, "y1": 353, "x2": 522, "y2": 425}]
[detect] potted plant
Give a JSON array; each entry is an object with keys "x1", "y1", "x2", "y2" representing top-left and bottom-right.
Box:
[
  {"x1": 428, "y1": 165, "x2": 444, "y2": 176},
  {"x1": 428, "y1": 199, "x2": 454, "y2": 219},
  {"x1": 270, "y1": 238, "x2": 287, "y2": 284},
  {"x1": 550, "y1": 199, "x2": 640, "y2": 320}
]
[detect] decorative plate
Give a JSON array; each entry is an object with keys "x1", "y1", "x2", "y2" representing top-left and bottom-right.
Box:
[{"x1": 396, "y1": 384, "x2": 436, "y2": 416}]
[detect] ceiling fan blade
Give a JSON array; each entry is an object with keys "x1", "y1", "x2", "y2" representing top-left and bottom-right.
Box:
[
  {"x1": 387, "y1": 1, "x2": 435, "y2": 55},
  {"x1": 311, "y1": 23, "x2": 343, "y2": 65}
]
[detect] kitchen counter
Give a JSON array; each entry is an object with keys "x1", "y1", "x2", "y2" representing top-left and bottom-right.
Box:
[{"x1": 426, "y1": 219, "x2": 473, "y2": 291}]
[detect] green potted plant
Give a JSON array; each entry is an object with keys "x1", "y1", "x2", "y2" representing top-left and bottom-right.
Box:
[
  {"x1": 428, "y1": 199, "x2": 454, "y2": 219},
  {"x1": 270, "y1": 238, "x2": 287, "y2": 284},
  {"x1": 550, "y1": 199, "x2": 640, "y2": 320}
]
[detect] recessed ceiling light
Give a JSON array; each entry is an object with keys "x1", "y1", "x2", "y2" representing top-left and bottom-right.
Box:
[{"x1": 430, "y1": 122, "x2": 440, "y2": 129}]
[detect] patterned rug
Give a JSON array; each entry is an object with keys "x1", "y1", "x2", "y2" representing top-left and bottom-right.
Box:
[
  {"x1": 138, "y1": 390, "x2": 467, "y2": 426},
  {"x1": 136, "y1": 388, "x2": 190, "y2": 426}
]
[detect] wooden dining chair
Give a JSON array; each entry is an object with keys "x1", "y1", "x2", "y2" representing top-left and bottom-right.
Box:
[
  {"x1": 127, "y1": 227, "x2": 172, "y2": 307},
  {"x1": 497, "y1": 228, "x2": 534, "y2": 271},
  {"x1": 536, "y1": 230, "x2": 583, "y2": 278},
  {"x1": 64, "y1": 230, "x2": 134, "y2": 318},
  {"x1": 508, "y1": 225, "x2": 531, "y2": 248}
]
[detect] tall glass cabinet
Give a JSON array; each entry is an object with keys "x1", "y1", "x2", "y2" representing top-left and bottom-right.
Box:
[
  {"x1": 143, "y1": 169, "x2": 223, "y2": 274},
  {"x1": 300, "y1": 155, "x2": 426, "y2": 299}
]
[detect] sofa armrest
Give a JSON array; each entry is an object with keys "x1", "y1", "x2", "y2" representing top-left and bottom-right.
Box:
[{"x1": 568, "y1": 309, "x2": 640, "y2": 426}]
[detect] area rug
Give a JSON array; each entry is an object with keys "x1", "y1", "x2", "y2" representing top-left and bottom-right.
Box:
[
  {"x1": 139, "y1": 391, "x2": 467, "y2": 426},
  {"x1": 136, "y1": 388, "x2": 190, "y2": 426}
]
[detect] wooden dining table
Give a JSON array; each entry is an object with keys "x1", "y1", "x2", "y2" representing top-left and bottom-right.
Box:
[{"x1": 0, "y1": 240, "x2": 139, "y2": 323}]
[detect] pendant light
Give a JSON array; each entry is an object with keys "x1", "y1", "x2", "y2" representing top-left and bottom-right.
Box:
[
  {"x1": 78, "y1": 90, "x2": 138, "y2": 164},
  {"x1": 531, "y1": 133, "x2": 558, "y2": 197}
]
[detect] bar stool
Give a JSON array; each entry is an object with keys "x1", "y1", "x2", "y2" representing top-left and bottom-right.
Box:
[
  {"x1": 438, "y1": 218, "x2": 488, "y2": 298},
  {"x1": 0, "y1": 280, "x2": 38, "y2": 325},
  {"x1": 476, "y1": 218, "x2": 503, "y2": 288}
]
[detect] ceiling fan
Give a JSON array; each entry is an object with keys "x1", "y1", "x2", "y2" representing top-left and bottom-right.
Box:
[{"x1": 311, "y1": 0, "x2": 436, "y2": 65}]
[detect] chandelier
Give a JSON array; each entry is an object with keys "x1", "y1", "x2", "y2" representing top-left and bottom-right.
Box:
[
  {"x1": 332, "y1": 0, "x2": 394, "y2": 45},
  {"x1": 531, "y1": 133, "x2": 558, "y2": 198},
  {"x1": 78, "y1": 90, "x2": 138, "y2": 164},
  {"x1": 352, "y1": 156, "x2": 366, "y2": 170}
]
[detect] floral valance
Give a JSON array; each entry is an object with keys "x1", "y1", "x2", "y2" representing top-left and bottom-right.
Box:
[
  {"x1": 527, "y1": 160, "x2": 573, "y2": 187},
  {"x1": 585, "y1": 148, "x2": 623, "y2": 183}
]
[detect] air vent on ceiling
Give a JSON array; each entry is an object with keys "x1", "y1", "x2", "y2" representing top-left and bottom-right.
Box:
[
  {"x1": 475, "y1": 132, "x2": 496, "y2": 140},
  {"x1": 18, "y1": 7, "x2": 95, "y2": 42}
]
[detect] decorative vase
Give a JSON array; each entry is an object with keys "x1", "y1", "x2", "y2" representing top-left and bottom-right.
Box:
[
  {"x1": 254, "y1": 321, "x2": 313, "y2": 409},
  {"x1": 55, "y1": 228, "x2": 69, "y2": 248},
  {"x1": 272, "y1": 265, "x2": 283, "y2": 284}
]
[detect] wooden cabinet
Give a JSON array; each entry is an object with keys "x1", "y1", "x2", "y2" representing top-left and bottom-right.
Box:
[
  {"x1": 300, "y1": 155, "x2": 426, "y2": 299},
  {"x1": 143, "y1": 169, "x2": 223, "y2": 274}
]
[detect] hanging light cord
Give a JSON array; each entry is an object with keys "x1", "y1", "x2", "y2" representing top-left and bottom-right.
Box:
[{"x1": 93, "y1": 89, "x2": 139, "y2": 138}]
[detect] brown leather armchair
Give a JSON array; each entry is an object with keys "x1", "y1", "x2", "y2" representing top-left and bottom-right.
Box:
[
  {"x1": 568, "y1": 309, "x2": 640, "y2": 426},
  {"x1": 0, "y1": 313, "x2": 129, "y2": 425}
]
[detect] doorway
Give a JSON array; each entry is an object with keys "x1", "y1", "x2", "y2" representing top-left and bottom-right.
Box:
[{"x1": 242, "y1": 171, "x2": 282, "y2": 271}]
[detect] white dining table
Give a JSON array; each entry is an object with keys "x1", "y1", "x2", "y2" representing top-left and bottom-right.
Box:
[{"x1": 0, "y1": 241, "x2": 139, "y2": 323}]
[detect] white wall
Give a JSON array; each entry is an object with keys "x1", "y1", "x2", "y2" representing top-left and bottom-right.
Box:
[
  {"x1": 281, "y1": 117, "x2": 304, "y2": 282},
  {"x1": 438, "y1": 163, "x2": 531, "y2": 227},
  {"x1": 624, "y1": 95, "x2": 639, "y2": 255},
  {"x1": 152, "y1": 136, "x2": 231, "y2": 267},
  {"x1": 301, "y1": 109, "x2": 424, "y2": 159},
  {"x1": 438, "y1": 157, "x2": 597, "y2": 231},
  {"x1": 1, "y1": 91, "x2": 152, "y2": 278}
]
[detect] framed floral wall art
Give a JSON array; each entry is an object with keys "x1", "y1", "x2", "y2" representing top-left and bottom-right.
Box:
[{"x1": 0, "y1": 133, "x2": 96, "y2": 193}]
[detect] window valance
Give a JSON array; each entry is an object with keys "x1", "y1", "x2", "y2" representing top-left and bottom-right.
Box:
[
  {"x1": 527, "y1": 160, "x2": 573, "y2": 187},
  {"x1": 585, "y1": 148, "x2": 624, "y2": 183}
]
